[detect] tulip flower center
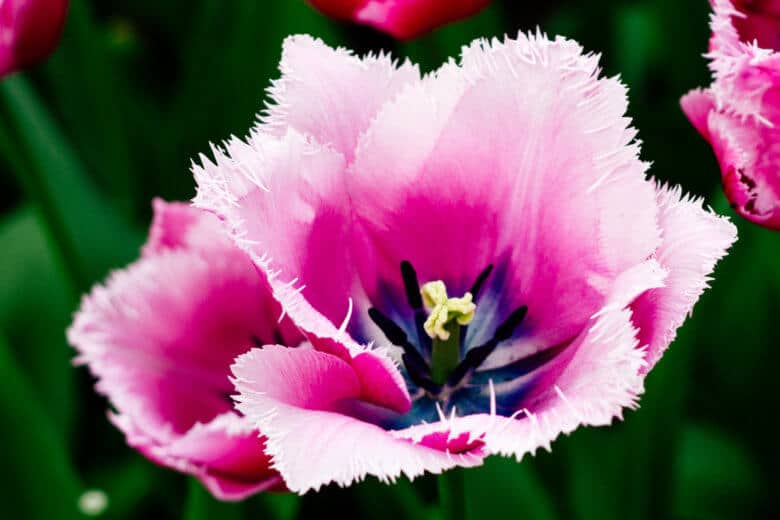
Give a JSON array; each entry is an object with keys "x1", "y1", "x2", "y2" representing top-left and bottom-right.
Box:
[
  {"x1": 368, "y1": 261, "x2": 535, "y2": 409},
  {"x1": 420, "y1": 281, "x2": 475, "y2": 384}
]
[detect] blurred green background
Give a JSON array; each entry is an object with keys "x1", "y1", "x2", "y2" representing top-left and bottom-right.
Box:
[{"x1": 0, "y1": 0, "x2": 777, "y2": 518}]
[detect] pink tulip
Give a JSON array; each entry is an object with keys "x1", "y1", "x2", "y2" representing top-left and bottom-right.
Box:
[
  {"x1": 193, "y1": 34, "x2": 737, "y2": 493},
  {"x1": 0, "y1": 0, "x2": 68, "y2": 77},
  {"x1": 306, "y1": 0, "x2": 491, "y2": 39},
  {"x1": 68, "y1": 200, "x2": 303, "y2": 500},
  {"x1": 681, "y1": 0, "x2": 780, "y2": 229}
]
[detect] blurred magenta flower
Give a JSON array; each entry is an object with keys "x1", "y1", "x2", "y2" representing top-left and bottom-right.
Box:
[
  {"x1": 68, "y1": 200, "x2": 303, "y2": 500},
  {"x1": 306, "y1": 0, "x2": 491, "y2": 39},
  {"x1": 681, "y1": 0, "x2": 780, "y2": 229},
  {"x1": 193, "y1": 34, "x2": 737, "y2": 493},
  {"x1": 0, "y1": 0, "x2": 68, "y2": 78}
]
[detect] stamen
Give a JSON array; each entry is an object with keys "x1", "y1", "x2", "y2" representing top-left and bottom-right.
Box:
[
  {"x1": 403, "y1": 355, "x2": 443, "y2": 395},
  {"x1": 471, "y1": 341, "x2": 568, "y2": 384},
  {"x1": 469, "y1": 264, "x2": 494, "y2": 301},
  {"x1": 400, "y1": 260, "x2": 423, "y2": 309},
  {"x1": 400, "y1": 260, "x2": 430, "y2": 352},
  {"x1": 494, "y1": 305, "x2": 528, "y2": 342},
  {"x1": 368, "y1": 307, "x2": 429, "y2": 375},
  {"x1": 445, "y1": 304, "x2": 528, "y2": 387}
]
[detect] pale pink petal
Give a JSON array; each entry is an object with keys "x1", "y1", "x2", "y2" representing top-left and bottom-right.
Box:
[
  {"x1": 191, "y1": 129, "x2": 412, "y2": 412},
  {"x1": 350, "y1": 33, "x2": 660, "y2": 348},
  {"x1": 261, "y1": 35, "x2": 419, "y2": 161},
  {"x1": 189, "y1": 32, "x2": 738, "y2": 491},
  {"x1": 232, "y1": 346, "x2": 483, "y2": 493},
  {"x1": 193, "y1": 130, "x2": 353, "y2": 328},
  {"x1": 464, "y1": 261, "x2": 668, "y2": 459},
  {"x1": 632, "y1": 186, "x2": 737, "y2": 369}
]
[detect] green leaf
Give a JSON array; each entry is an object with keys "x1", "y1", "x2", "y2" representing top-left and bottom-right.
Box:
[
  {"x1": 674, "y1": 424, "x2": 763, "y2": 519},
  {"x1": 354, "y1": 477, "x2": 430, "y2": 520},
  {"x1": 258, "y1": 493, "x2": 301, "y2": 520},
  {"x1": 401, "y1": 3, "x2": 504, "y2": 72},
  {"x1": 44, "y1": 0, "x2": 136, "y2": 214},
  {"x1": 85, "y1": 457, "x2": 165, "y2": 520},
  {"x1": 0, "y1": 332, "x2": 82, "y2": 519},
  {"x1": 465, "y1": 457, "x2": 557, "y2": 520},
  {"x1": 612, "y1": 4, "x2": 663, "y2": 90},
  {"x1": 183, "y1": 479, "x2": 244, "y2": 520},
  {"x1": 0, "y1": 207, "x2": 76, "y2": 438},
  {"x1": 159, "y1": 0, "x2": 343, "y2": 202},
  {"x1": 562, "y1": 336, "x2": 691, "y2": 520},
  {"x1": 0, "y1": 75, "x2": 143, "y2": 291}
]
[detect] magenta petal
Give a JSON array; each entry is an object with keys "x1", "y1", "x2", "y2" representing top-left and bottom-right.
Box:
[
  {"x1": 233, "y1": 346, "x2": 483, "y2": 493},
  {"x1": 69, "y1": 201, "x2": 300, "y2": 498},
  {"x1": 354, "y1": 0, "x2": 491, "y2": 40},
  {"x1": 680, "y1": 89, "x2": 715, "y2": 141},
  {"x1": 682, "y1": 87, "x2": 780, "y2": 228},
  {"x1": 307, "y1": 0, "x2": 491, "y2": 40},
  {"x1": 114, "y1": 413, "x2": 282, "y2": 501},
  {"x1": 0, "y1": 0, "x2": 68, "y2": 77},
  {"x1": 684, "y1": 0, "x2": 780, "y2": 229},
  {"x1": 709, "y1": 109, "x2": 780, "y2": 228},
  {"x1": 69, "y1": 248, "x2": 293, "y2": 434}
]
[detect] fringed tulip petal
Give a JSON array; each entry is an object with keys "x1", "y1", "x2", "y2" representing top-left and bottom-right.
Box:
[
  {"x1": 682, "y1": 0, "x2": 780, "y2": 229},
  {"x1": 233, "y1": 345, "x2": 483, "y2": 493},
  {"x1": 349, "y1": 34, "x2": 660, "y2": 351},
  {"x1": 69, "y1": 202, "x2": 301, "y2": 499},
  {"x1": 113, "y1": 413, "x2": 282, "y2": 500},
  {"x1": 261, "y1": 35, "x2": 419, "y2": 161},
  {"x1": 632, "y1": 185, "x2": 738, "y2": 370},
  {"x1": 188, "y1": 33, "x2": 736, "y2": 491}
]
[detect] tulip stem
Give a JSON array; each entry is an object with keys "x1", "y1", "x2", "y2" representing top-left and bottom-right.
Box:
[
  {"x1": 431, "y1": 322, "x2": 461, "y2": 384},
  {"x1": 438, "y1": 469, "x2": 466, "y2": 520}
]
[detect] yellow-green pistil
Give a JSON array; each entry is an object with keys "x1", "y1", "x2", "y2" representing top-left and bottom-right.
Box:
[{"x1": 421, "y1": 281, "x2": 476, "y2": 384}]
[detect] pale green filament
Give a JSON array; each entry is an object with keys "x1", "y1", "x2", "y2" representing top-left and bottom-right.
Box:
[{"x1": 420, "y1": 281, "x2": 476, "y2": 384}]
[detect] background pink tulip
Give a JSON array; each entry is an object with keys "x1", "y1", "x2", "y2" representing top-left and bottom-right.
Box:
[
  {"x1": 681, "y1": 0, "x2": 780, "y2": 229},
  {"x1": 306, "y1": 0, "x2": 491, "y2": 39},
  {"x1": 194, "y1": 34, "x2": 737, "y2": 493},
  {"x1": 0, "y1": 0, "x2": 68, "y2": 77},
  {"x1": 68, "y1": 200, "x2": 303, "y2": 500}
]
